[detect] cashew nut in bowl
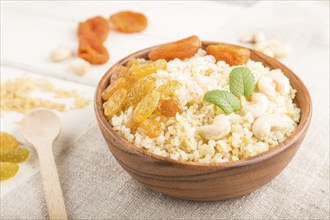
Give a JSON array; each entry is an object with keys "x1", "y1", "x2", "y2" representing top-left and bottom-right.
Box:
[
  {"x1": 242, "y1": 93, "x2": 269, "y2": 118},
  {"x1": 258, "y1": 71, "x2": 290, "y2": 97},
  {"x1": 197, "y1": 114, "x2": 231, "y2": 140},
  {"x1": 268, "y1": 71, "x2": 290, "y2": 95},
  {"x1": 258, "y1": 76, "x2": 276, "y2": 97},
  {"x1": 252, "y1": 114, "x2": 290, "y2": 139}
]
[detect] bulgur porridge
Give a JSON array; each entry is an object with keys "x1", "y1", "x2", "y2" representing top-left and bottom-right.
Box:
[{"x1": 102, "y1": 36, "x2": 300, "y2": 163}]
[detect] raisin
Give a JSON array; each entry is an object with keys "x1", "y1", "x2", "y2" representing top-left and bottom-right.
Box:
[
  {"x1": 133, "y1": 90, "x2": 160, "y2": 123},
  {"x1": 157, "y1": 80, "x2": 180, "y2": 98},
  {"x1": 102, "y1": 78, "x2": 126, "y2": 101},
  {"x1": 0, "y1": 147, "x2": 29, "y2": 163},
  {"x1": 110, "y1": 66, "x2": 129, "y2": 84},
  {"x1": 148, "y1": 35, "x2": 201, "y2": 61},
  {"x1": 0, "y1": 162, "x2": 19, "y2": 181},
  {"x1": 206, "y1": 44, "x2": 250, "y2": 66},
  {"x1": 78, "y1": 37, "x2": 109, "y2": 64},
  {"x1": 0, "y1": 132, "x2": 18, "y2": 148},
  {"x1": 125, "y1": 58, "x2": 138, "y2": 68},
  {"x1": 139, "y1": 119, "x2": 162, "y2": 138},
  {"x1": 157, "y1": 98, "x2": 183, "y2": 117},
  {"x1": 110, "y1": 11, "x2": 147, "y2": 33},
  {"x1": 125, "y1": 76, "x2": 156, "y2": 107},
  {"x1": 126, "y1": 115, "x2": 140, "y2": 132},
  {"x1": 78, "y1": 16, "x2": 110, "y2": 42},
  {"x1": 128, "y1": 59, "x2": 167, "y2": 81},
  {"x1": 103, "y1": 88, "x2": 127, "y2": 119}
]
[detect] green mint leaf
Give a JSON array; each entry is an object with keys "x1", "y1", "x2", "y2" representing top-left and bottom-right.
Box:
[
  {"x1": 204, "y1": 90, "x2": 241, "y2": 114},
  {"x1": 229, "y1": 67, "x2": 256, "y2": 98}
]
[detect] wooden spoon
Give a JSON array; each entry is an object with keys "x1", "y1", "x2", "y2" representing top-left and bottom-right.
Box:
[{"x1": 20, "y1": 109, "x2": 68, "y2": 220}]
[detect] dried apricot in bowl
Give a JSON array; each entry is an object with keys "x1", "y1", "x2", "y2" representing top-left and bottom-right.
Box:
[
  {"x1": 148, "y1": 35, "x2": 202, "y2": 61},
  {"x1": 78, "y1": 16, "x2": 110, "y2": 42},
  {"x1": 78, "y1": 37, "x2": 109, "y2": 64},
  {"x1": 110, "y1": 11, "x2": 147, "y2": 33},
  {"x1": 206, "y1": 44, "x2": 250, "y2": 66}
]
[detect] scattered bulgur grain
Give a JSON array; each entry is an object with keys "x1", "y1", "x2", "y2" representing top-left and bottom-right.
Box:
[{"x1": 0, "y1": 76, "x2": 90, "y2": 113}]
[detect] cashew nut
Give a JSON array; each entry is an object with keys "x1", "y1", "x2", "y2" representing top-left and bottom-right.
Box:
[
  {"x1": 240, "y1": 34, "x2": 254, "y2": 43},
  {"x1": 252, "y1": 40, "x2": 291, "y2": 58},
  {"x1": 254, "y1": 31, "x2": 266, "y2": 43},
  {"x1": 269, "y1": 71, "x2": 290, "y2": 95},
  {"x1": 70, "y1": 58, "x2": 90, "y2": 76},
  {"x1": 50, "y1": 45, "x2": 72, "y2": 62},
  {"x1": 252, "y1": 114, "x2": 289, "y2": 139},
  {"x1": 242, "y1": 93, "x2": 269, "y2": 118},
  {"x1": 258, "y1": 76, "x2": 276, "y2": 97},
  {"x1": 272, "y1": 44, "x2": 291, "y2": 58},
  {"x1": 261, "y1": 48, "x2": 274, "y2": 57},
  {"x1": 240, "y1": 31, "x2": 266, "y2": 44},
  {"x1": 258, "y1": 71, "x2": 290, "y2": 96},
  {"x1": 197, "y1": 114, "x2": 231, "y2": 140}
]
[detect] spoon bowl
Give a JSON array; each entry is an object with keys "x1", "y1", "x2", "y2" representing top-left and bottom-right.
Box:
[{"x1": 20, "y1": 109, "x2": 61, "y2": 146}]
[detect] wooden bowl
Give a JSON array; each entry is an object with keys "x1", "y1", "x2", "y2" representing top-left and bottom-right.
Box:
[{"x1": 94, "y1": 42, "x2": 312, "y2": 201}]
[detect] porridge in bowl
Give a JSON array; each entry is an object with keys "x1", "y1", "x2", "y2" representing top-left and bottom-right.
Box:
[{"x1": 102, "y1": 36, "x2": 301, "y2": 163}]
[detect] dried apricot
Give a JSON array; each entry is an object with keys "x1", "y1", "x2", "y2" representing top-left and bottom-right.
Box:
[
  {"x1": 157, "y1": 80, "x2": 180, "y2": 98},
  {"x1": 133, "y1": 90, "x2": 160, "y2": 123},
  {"x1": 128, "y1": 59, "x2": 167, "y2": 81},
  {"x1": 110, "y1": 11, "x2": 147, "y2": 33},
  {"x1": 148, "y1": 35, "x2": 201, "y2": 61},
  {"x1": 102, "y1": 78, "x2": 127, "y2": 101},
  {"x1": 0, "y1": 162, "x2": 19, "y2": 181},
  {"x1": 0, "y1": 132, "x2": 18, "y2": 148},
  {"x1": 139, "y1": 119, "x2": 162, "y2": 138},
  {"x1": 157, "y1": 98, "x2": 183, "y2": 117},
  {"x1": 125, "y1": 76, "x2": 156, "y2": 107},
  {"x1": 103, "y1": 88, "x2": 127, "y2": 119},
  {"x1": 0, "y1": 147, "x2": 29, "y2": 163},
  {"x1": 110, "y1": 66, "x2": 129, "y2": 84},
  {"x1": 126, "y1": 115, "x2": 140, "y2": 132},
  {"x1": 78, "y1": 37, "x2": 109, "y2": 64},
  {"x1": 78, "y1": 16, "x2": 110, "y2": 42},
  {"x1": 206, "y1": 44, "x2": 250, "y2": 66}
]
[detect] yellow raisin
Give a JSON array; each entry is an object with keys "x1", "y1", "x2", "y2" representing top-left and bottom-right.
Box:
[
  {"x1": 157, "y1": 80, "x2": 180, "y2": 98},
  {"x1": 133, "y1": 90, "x2": 160, "y2": 123},
  {"x1": 0, "y1": 147, "x2": 29, "y2": 163},
  {"x1": 110, "y1": 66, "x2": 129, "y2": 84},
  {"x1": 0, "y1": 162, "x2": 19, "y2": 181},
  {"x1": 157, "y1": 98, "x2": 183, "y2": 117},
  {"x1": 128, "y1": 59, "x2": 167, "y2": 81},
  {"x1": 125, "y1": 76, "x2": 156, "y2": 107},
  {"x1": 139, "y1": 119, "x2": 162, "y2": 138},
  {"x1": 102, "y1": 78, "x2": 127, "y2": 101},
  {"x1": 126, "y1": 115, "x2": 140, "y2": 132},
  {"x1": 126, "y1": 58, "x2": 138, "y2": 68},
  {"x1": 103, "y1": 88, "x2": 127, "y2": 120},
  {"x1": 0, "y1": 132, "x2": 18, "y2": 148}
]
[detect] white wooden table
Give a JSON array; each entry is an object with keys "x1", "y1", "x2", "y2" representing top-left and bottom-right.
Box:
[{"x1": 1, "y1": 0, "x2": 328, "y2": 205}]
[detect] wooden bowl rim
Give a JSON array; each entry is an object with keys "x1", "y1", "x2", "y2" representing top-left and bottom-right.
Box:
[{"x1": 94, "y1": 41, "x2": 312, "y2": 168}]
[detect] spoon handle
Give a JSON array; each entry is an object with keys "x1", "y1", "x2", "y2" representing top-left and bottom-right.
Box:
[{"x1": 37, "y1": 143, "x2": 68, "y2": 220}]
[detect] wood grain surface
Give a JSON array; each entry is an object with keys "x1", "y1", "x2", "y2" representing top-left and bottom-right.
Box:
[{"x1": 94, "y1": 42, "x2": 312, "y2": 201}]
